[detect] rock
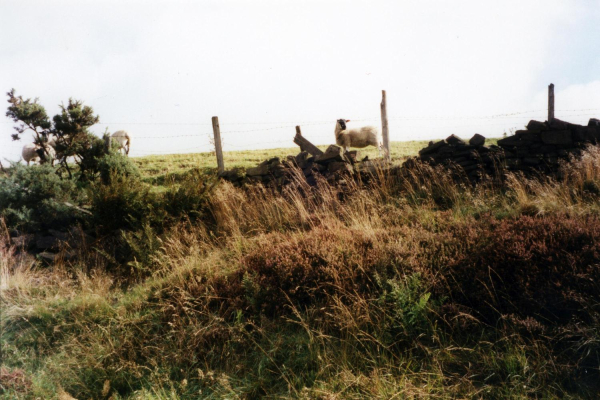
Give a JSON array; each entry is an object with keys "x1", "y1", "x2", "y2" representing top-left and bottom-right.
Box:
[
  {"x1": 271, "y1": 165, "x2": 287, "y2": 178},
  {"x1": 295, "y1": 151, "x2": 311, "y2": 169},
  {"x1": 328, "y1": 161, "x2": 353, "y2": 174},
  {"x1": 48, "y1": 229, "x2": 69, "y2": 241},
  {"x1": 36, "y1": 236, "x2": 60, "y2": 250},
  {"x1": 259, "y1": 157, "x2": 280, "y2": 167},
  {"x1": 526, "y1": 120, "x2": 547, "y2": 131},
  {"x1": 469, "y1": 134, "x2": 485, "y2": 146},
  {"x1": 220, "y1": 168, "x2": 246, "y2": 182},
  {"x1": 497, "y1": 135, "x2": 521, "y2": 147},
  {"x1": 419, "y1": 140, "x2": 447, "y2": 156},
  {"x1": 515, "y1": 130, "x2": 540, "y2": 142},
  {"x1": 548, "y1": 118, "x2": 578, "y2": 131},
  {"x1": 246, "y1": 164, "x2": 270, "y2": 177},
  {"x1": 504, "y1": 158, "x2": 522, "y2": 167},
  {"x1": 446, "y1": 134, "x2": 466, "y2": 146},
  {"x1": 523, "y1": 157, "x2": 542, "y2": 165},
  {"x1": 12, "y1": 234, "x2": 35, "y2": 249},
  {"x1": 285, "y1": 155, "x2": 297, "y2": 166},
  {"x1": 344, "y1": 150, "x2": 359, "y2": 164},
  {"x1": 589, "y1": 118, "x2": 600, "y2": 127},
  {"x1": 315, "y1": 145, "x2": 344, "y2": 163},
  {"x1": 541, "y1": 130, "x2": 572, "y2": 145}
]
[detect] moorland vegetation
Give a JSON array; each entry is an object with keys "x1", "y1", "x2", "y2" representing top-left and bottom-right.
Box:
[{"x1": 1, "y1": 91, "x2": 599, "y2": 399}]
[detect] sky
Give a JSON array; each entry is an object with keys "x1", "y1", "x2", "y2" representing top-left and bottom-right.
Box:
[{"x1": 1, "y1": 0, "x2": 599, "y2": 162}]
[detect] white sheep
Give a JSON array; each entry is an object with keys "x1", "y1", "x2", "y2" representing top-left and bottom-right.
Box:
[
  {"x1": 110, "y1": 130, "x2": 131, "y2": 155},
  {"x1": 22, "y1": 143, "x2": 41, "y2": 165},
  {"x1": 334, "y1": 119, "x2": 384, "y2": 156},
  {"x1": 21, "y1": 135, "x2": 57, "y2": 166}
]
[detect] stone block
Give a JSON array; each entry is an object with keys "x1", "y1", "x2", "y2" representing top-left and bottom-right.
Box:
[
  {"x1": 497, "y1": 135, "x2": 520, "y2": 147},
  {"x1": 315, "y1": 145, "x2": 344, "y2": 163},
  {"x1": 246, "y1": 164, "x2": 270, "y2": 177},
  {"x1": 526, "y1": 120, "x2": 547, "y2": 131},
  {"x1": 523, "y1": 157, "x2": 542, "y2": 165},
  {"x1": 36, "y1": 236, "x2": 61, "y2": 250},
  {"x1": 469, "y1": 133, "x2": 485, "y2": 146},
  {"x1": 295, "y1": 151, "x2": 311, "y2": 169},
  {"x1": 541, "y1": 130, "x2": 572, "y2": 145},
  {"x1": 505, "y1": 158, "x2": 521, "y2": 168},
  {"x1": 446, "y1": 134, "x2": 466, "y2": 146},
  {"x1": 419, "y1": 140, "x2": 447, "y2": 156},
  {"x1": 344, "y1": 150, "x2": 359, "y2": 164},
  {"x1": 515, "y1": 130, "x2": 541, "y2": 142},
  {"x1": 12, "y1": 234, "x2": 35, "y2": 249},
  {"x1": 328, "y1": 161, "x2": 353, "y2": 174},
  {"x1": 220, "y1": 168, "x2": 246, "y2": 181}
]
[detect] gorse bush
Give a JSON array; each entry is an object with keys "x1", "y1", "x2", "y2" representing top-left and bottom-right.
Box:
[
  {"x1": 87, "y1": 171, "x2": 161, "y2": 234},
  {"x1": 97, "y1": 152, "x2": 141, "y2": 184},
  {"x1": 0, "y1": 163, "x2": 83, "y2": 231}
]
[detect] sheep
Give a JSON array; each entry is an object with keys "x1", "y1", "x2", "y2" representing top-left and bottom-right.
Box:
[
  {"x1": 110, "y1": 130, "x2": 131, "y2": 155},
  {"x1": 334, "y1": 119, "x2": 384, "y2": 156},
  {"x1": 22, "y1": 143, "x2": 41, "y2": 165},
  {"x1": 21, "y1": 135, "x2": 58, "y2": 166}
]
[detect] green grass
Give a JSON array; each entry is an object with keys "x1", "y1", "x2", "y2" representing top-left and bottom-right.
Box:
[{"x1": 133, "y1": 138, "x2": 499, "y2": 185}]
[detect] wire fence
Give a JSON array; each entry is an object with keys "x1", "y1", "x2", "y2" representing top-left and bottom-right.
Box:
[{"x1": 1, "y1": 107, "x2": 599, "y2": 160}]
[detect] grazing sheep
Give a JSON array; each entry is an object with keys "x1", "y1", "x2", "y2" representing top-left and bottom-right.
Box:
[
  {"x1": 22, "y1": 143, "x2": 41, "y2": 165},
  {"x1": 21, "y1": 135, "x2": 57, "y2": 166},
  {"x1": 111, "y1": 130, "x2": 131, "y2": 155},
  {"x1": 334, "y1": 119, "x2": 384, "y2": 155}
]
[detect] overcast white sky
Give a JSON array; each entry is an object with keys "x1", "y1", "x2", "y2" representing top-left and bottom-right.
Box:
[{"x1": 1, "y1": 0, "x2": 599, "y2": 161}]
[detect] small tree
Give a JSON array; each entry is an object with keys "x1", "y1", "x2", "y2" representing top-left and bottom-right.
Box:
[
  {"x1": 6, "y1": 89, "x2": 105, "y2": 180},
  {"x1": 6, "y1": 89, "x2": 53, "y2": 162}
]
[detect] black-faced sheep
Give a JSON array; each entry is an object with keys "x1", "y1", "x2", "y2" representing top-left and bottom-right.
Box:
[{"x1": 334, "y1": 119, "x2": 383, "y2": 155}]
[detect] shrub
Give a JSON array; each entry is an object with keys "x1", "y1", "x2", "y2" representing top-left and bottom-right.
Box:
[
  {"x1": 161, "y1": 168, "x2": 216, "y2": 224},
  {"x1": 0, "y1": 163, "x2": 83, "y2": 231},
  {"x1": 87, "y1": 171, "x2": 162, "y2": 234},
  {"x1": 97, "y1": 152, "x2": 141, "y2": 184}
]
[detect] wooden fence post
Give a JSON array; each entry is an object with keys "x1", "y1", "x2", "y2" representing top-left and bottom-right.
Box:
[
  {"x1": 548, "y1": 83, "x2": 555, "y2": 123},
  {"x1": 212, "y1": 116, "x2": 225, "y2": 173},
  {"x1": 380, "y1": 90, "x2": 390, "y2": 160}
]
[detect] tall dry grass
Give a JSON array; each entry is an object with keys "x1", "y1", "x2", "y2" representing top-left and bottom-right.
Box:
[{"x1": 2, "y1": 145, "x2": 600, "y2": 399}]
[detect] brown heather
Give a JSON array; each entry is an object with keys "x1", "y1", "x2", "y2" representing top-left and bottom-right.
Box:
[{"x1": 1, "y1": 145, "x2": 600, "y2": 399}]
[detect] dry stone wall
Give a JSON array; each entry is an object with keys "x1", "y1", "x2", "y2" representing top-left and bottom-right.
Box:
[
  {"x1": 220, "y1": 118, "x2": 600, "y2": 187},
  {"x1": 416, "y1": 118, "x2": 600, "y2": 179},
  {"x1": 219, "y1": 145, "x2": 386, "y2": 188}
]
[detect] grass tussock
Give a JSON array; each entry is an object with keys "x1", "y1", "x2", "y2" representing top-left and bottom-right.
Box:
[{"x1": 1, "y1": 145, "x2": 600, "y2": 399}]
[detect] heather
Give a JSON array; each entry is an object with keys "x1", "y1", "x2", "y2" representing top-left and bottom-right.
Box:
[{"x1": 1, "y1": 146, "x2": 600, "y2": 399}]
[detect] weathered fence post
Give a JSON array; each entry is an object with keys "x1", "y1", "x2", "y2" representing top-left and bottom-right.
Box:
[
  {"x1": 380, "y1": 90, "x2": 390, "y2": 160},
  {"x1": 212, "y1": 116, "x2": 225, "y2": 174},
  {"x1": 548, "y1": 83, "x2": 555, "y2": 123}
]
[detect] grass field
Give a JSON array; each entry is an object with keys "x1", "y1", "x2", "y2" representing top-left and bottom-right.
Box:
[{"x1": 134, "y1": 138, "x2": 499, "y2": 185}]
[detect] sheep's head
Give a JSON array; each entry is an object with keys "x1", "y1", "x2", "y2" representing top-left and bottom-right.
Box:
[{"x1": 336, "y1": 119, "x2": 350, "y2": 130}]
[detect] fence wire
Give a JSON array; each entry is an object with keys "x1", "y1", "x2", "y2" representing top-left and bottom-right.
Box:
[{"x1": 1, "y1": 108, "x2": 598, "y2": 161}]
